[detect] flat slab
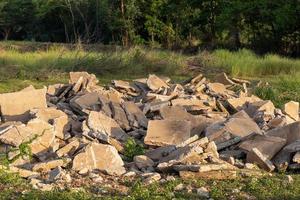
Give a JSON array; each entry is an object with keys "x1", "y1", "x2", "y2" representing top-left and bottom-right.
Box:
[
  {"x1": 239, "y1": 134, "x2": 286, "y2": 159},
  {"x1": 0, "y1": 87, "x2": 47, "y2": 122},
  {"x1": 144, "y1": 120, "x2": 191, "y2": 146}
]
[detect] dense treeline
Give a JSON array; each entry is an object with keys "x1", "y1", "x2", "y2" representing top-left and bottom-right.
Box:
[{"x1": 0, "y1": 0, "x2": 299, "y2": 56}]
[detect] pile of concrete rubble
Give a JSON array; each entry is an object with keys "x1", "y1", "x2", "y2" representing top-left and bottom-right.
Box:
[{"x1": 1, "y1": 72, "x2": 300, "y2": 190}]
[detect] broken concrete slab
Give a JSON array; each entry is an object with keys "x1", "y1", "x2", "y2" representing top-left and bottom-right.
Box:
[
  {"x1": 32, "y1": 158, "x2": 71, "y2": 172},
  {"x1": 110, "y1": 102, "x2": 131, "y2": 130},
  {"x1": 72, "y1": 142, "x2": 125, "y2": 176},
  {"x1": 134, "y1": 155, "x2": 154, "y2": 169},
  {"x1": 0, "y1": 87, "x2": 47, "y2": 122},
  {"x1": 56, "y1": 139, "x2": 80, "y2": 157},
  {"x1": 266, "y1": 121, "x2": 300, "y2": 145},
  {"x1": 207, "y1": 83, "x2": 235, "y2": 97},
  {"x1": 284, "y1": 101, "x2": 299, "y2": 121},
  {"x1": 69, "y1": 72, "x2": 99, "y2": 91},
  {"x1": 122, "y1": 101, "x2": 148, "y2": 128},
  {"x1": 293, "y1": 152, "x2": 300, "y2": 163},
  {"x1": 227, "y1": 95, "x2": 261, "y2": 111},
  {"x1": 86, "y1": 111, "x2": 128, "y2": 141},
  {"x1": 239, "y1": 134, "x2": 286, "y2": 159},
  {"x1": 246, "y1": 148, "x2": 275, "y2": 172},
  {"x1": 160, "y1": 105, "x2": 211, "y2": 136},
  {"x1": 144, "y1": 120, "x2": 191, "y2": 146},
  {"x1": 31, "y1": 108, "x2": 70, "y2": 139},
  {"x1": 146, "y1": 74, "x2": 169, "y2": 91},
  {"x1": 224, "y1": 111, "x2": 262, "y2": 137}
]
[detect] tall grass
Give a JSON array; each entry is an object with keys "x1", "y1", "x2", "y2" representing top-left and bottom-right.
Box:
[
  {"x1": 200, "y1": 49, "x2": 300, "y2": 77},
  {"x1": 0, "y1": 45, "x2": 188, "y2": 82}
]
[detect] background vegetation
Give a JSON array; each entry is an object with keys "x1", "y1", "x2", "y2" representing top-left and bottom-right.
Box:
[{"x1": 0, "y1": 0, "x2": 299, "y2": 56}]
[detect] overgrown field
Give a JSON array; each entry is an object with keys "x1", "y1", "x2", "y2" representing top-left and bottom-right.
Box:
[
  {"x1": 1, "y1": 41, "x2": 300, "y2": 199},
  {"x1": 1, "y1": 41, "x2": 300, "y2": 107}
]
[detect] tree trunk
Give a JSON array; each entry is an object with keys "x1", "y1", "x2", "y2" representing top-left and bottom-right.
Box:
[
  {"x1": 120, "y1": 0, "x2": 129, "y2": 46},
  {"x1": 3, "y1": 28, "x2": 11, "y2": 40}
]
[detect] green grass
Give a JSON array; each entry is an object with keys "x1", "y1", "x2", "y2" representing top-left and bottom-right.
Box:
[
  {"x1": 200, "y1": 49, "x2": 300, "y2": 77},
  {"x1": 0, "y1": 42, "x2": 188, "y2": 87},
  {"x1": 2, "y1": 168, "x2": 300, "y2": 199}
]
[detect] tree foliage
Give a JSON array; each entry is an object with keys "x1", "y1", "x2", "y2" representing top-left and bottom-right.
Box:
[{"x1": 0, "y1": 0, "x2": 299, "y2": 56}]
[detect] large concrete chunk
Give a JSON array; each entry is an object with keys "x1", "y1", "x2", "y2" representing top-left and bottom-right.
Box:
[
  {"x1": 160, "y1": 105, "x2": 212, "y2": 136},
  {"x1": 239, "y1": 134, "x2": 286, "y2": 159},
  {"x1": 72, "y1": 142, "x2": 125, "y2": 176},
  {"x1": 86, "y1": 111, "x2": 128, "y2": 141},
  {"x1": 205, "y1": 110, "x2": 262, "y2": 143},
  {"x1": 31, "y1": 108, "x2": 70, "y2": 139},
  {"x1": 227, "y1": 95, "x2": 261, "y2": 111},
  {"x1": 69, "y1": 72, "x2": 98, "y2": 91},
  {"x1": 123, "y1": 101, "x2": 148, "y2": 128},
  {"x1": 0, "y1": 87, "x2": 47, "y2": 122},
  {"x1": 247, "y1": 148, "x2": 275, "y2": 172},
  {"x1": 224, "y1": 111, "x2": 262, "y2": 137},
  {"x1": 110, "y1": 102, "x2": 130, "y2": 130},
  {"x1": 144, "y1": 120, "x2": 191, "y2": 146},
  {"x1": 69, "y1": 92, "x2": 102, "y2": 114},
  {"x1": 266, "y1": 121, "x2": 300, "y2": 145},
  {"x1": 207, "y1": 83, "x2": 234, "y2": 96},
  {"x1": 284, "y1": 101, "x2": 299, "y2": 121},
  {"x1": 147, "y1": 74, "x2": 169, "y2": 91}
]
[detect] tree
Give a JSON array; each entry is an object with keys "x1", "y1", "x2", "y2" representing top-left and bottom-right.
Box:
[{"x1": 0, "y1": 0, "x2": 35, "y2": 40}]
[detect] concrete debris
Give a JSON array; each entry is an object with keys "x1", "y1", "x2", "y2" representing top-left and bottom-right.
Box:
[
  {"x1": 0, "y1": 87, "x2": 47, "y2": 122},
  {"x1": 1, "y1": 71, "x2": 300, "y2": 190},
  {"x1": 72, "y1": 142, "x2": 125, "y2": 176},
  {"x1": 144, "y1": 119, "x2": 191, "y2": 146},
  {"x1": 284, "y1": 101, "x2": 299, "y2": 121}
]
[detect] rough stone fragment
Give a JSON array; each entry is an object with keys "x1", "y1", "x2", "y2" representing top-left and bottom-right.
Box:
[
  {"x1": 110, "y1": 102, "x2": 130, "y2": 130},
  {"x1": 180, "y1": 170, "x2": 237, "y2": 180},
  {"x1": 56, "y1": 139, "x2": 80, "y2": 157},
  {"x1": 72, "y1": 142, "x2": 125, "y2": 176},
  {"x1": 86, "y1": 111, "x2": 128, "y2": 141},
  {"x1": 284, "y1": 101, "x2": 299, "y2": 121},
  {"x1": 69, "y1": 72, "x2": 98, "y2": 91},
  {"x1": 205, "y1": 110, "x2": 262, "y2": 143},
  {"x1": 224, "y1": 112, "x2": 262, "y2": 137},
  {"x1": 143, "y1": 172, "x2": 161, "y2": 185},
  {"x1": 32, "y1": 158, "x2": 70, "y2": 172},
  {"x1": 272, "y1": 140, "x2": 300, "y2": 170},
  {"x1": 293, "y1": 151, "x2": 300, "y2": 163},
  {"x1": 133, "y1": 155, "x2": 154, "y2": 169},
  {"x1": 246, "y1": 148, "x2": 275, "y2": 172},
  {"x1": 227, "y1": 95, "x2": 261, "y2": 111},
  {"x1": 69, "y1": 92, "x2": 102, "y2": 114},
  {"x1": 145, "y1": 145, "x2": 176, "y2": 161},
  {"x1": 144, "y1": 120, "x2": 191, "y2": 146},
  {"x1": 31, "y1": 108, "x2": 70, "y2": 139},
  {"x1": 239, "y1": 134, "x2": 286, "y2": 159},
  {"x1": 207, "y1": 83, "x2": 235, "y2": 96},
  {"x1": 123, "y1": 101, "x2": 148, "y2": 128},
  {"x1": 160, "y1": 105, "x2": 212, "y2": 136},
  {"x1": 0, "y1": 87, "x2": 47, "y2": 122},
  {"x1": 266, "y1": 121, "x2": 300, "y2": 145},
  {"x1": 146, "y1": 74, "x2": 169, "y2": 91},
  {"x1": 244, "y1": 100, "x2": 275, "y2": 122}
]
